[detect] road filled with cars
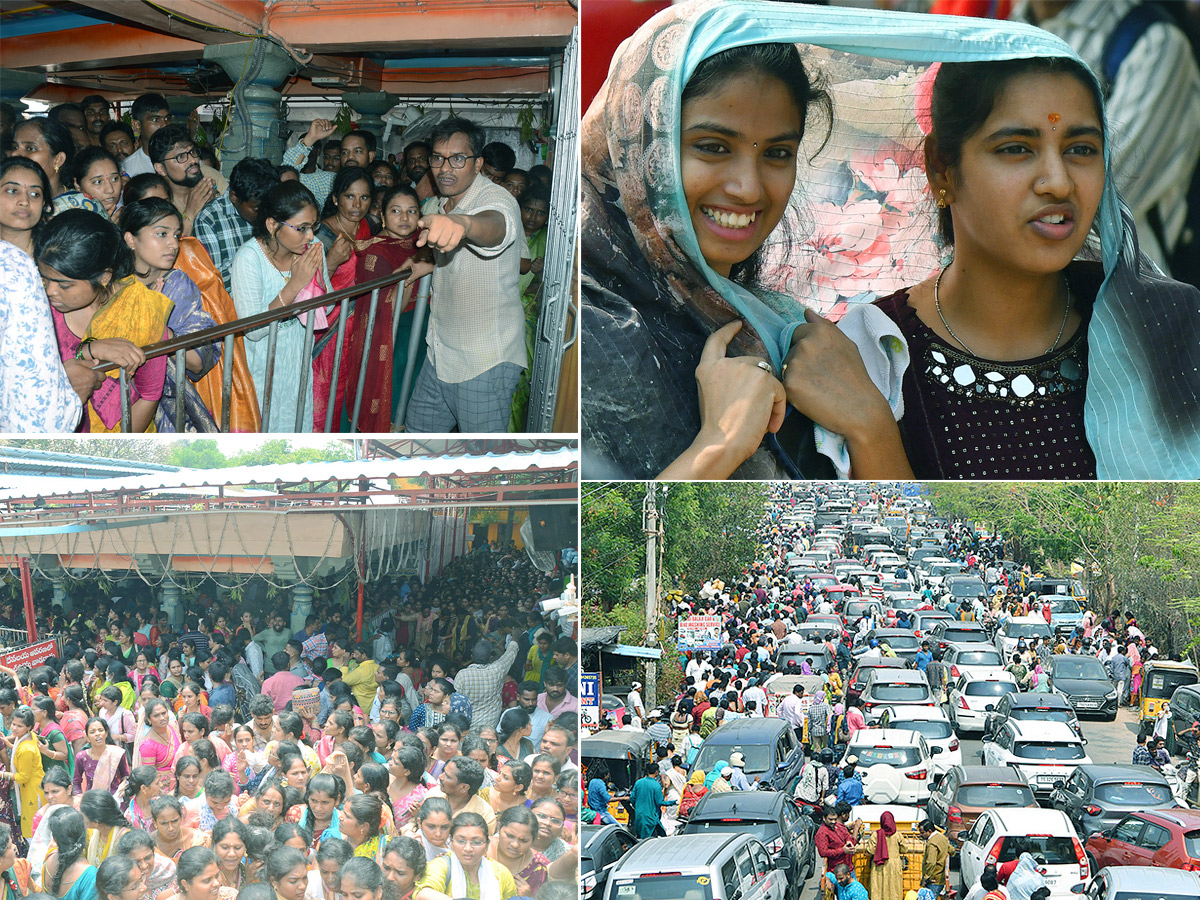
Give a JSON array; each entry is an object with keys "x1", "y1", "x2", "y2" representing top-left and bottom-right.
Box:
[{"x1": 582, "y1": 484, "x2": 1200, "y2": 900}]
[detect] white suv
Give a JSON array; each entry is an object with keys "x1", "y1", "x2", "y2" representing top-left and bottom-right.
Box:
[
  {"x1": 943, "y1": 642, "x2": 1007, "y2": 681},
  {"x1": 841, "y1": 727, "x2": 938, "y2": 804},
  {"x1": 994, "y1": 616, "x2": 1054, "y2": 658},
  {"x1": 865, "y1": 705, "x2": 961, "y2": 774},
  {"x1": 958, "y1": 808, "x2": 1089, "y2": 899},
  {"x1": 947, "y1": 671, "x2": 1019, "y2": 733},
  {"x1": 981, "y1": 719, "x2": 1092, "y2": 796}
]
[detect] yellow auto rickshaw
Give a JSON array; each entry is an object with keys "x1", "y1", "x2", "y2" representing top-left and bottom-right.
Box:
[
  {"x1": 581, "y1": 730, "x2": 655, "y2": 826},
  {"x1": 1139, "y1": 660, "x2": 1199, "y2": 736}
]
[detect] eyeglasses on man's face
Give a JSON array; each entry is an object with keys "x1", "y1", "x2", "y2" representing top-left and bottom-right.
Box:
[
  {"x1": 429, "y1": 153, "x2": 477, "y2": 169},
  {"x1": 166, "y1": 147, "x2": 201, "y2": 166}
]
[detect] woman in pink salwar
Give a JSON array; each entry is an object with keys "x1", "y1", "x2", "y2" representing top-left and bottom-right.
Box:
[
  {"x1": 73, "y1": 718, "x2": 130, "y2": 797},
  {"x1": 135, "y1": 699, "x2": 181, "y2": 793}
]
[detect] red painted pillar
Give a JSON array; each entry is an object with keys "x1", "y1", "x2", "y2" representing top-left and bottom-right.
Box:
[{"x1": 19, "y1": 557, "x2": 37, "y2": 642}]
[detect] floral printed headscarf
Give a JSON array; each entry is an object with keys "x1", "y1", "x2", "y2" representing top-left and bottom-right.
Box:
[{"x1": 582, "y1": 0, "x2": 1200, "y2": 478}]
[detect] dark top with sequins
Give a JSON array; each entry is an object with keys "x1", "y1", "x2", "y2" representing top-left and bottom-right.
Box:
[{"x1": 874, "y1": 289, "x2": 1097, "y2": 480}]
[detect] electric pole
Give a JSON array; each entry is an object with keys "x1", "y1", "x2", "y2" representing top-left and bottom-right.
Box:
[{"x1": 644, "y1": 482, "x2": 659, "y2": 707}]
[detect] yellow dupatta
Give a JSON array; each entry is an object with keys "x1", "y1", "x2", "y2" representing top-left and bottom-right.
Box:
[{"x1": 83, "y1": 277, "x2": 173, "y2": 433}]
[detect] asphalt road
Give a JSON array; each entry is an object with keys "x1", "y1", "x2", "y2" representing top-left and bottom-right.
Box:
[{"x1": 791, "y1": 703, "x2": 1145, "y2": 900}]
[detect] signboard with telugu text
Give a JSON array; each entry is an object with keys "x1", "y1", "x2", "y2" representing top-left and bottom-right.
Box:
[
  {"x1": 580, "y1": 672, "x2": 601, "y2": 732},
  {"x1": 0, "y1": 639, "x2": 57, "y2": 670},
  {"x1": 678, "y1": 616, "x2": 722, "y2": 651}
]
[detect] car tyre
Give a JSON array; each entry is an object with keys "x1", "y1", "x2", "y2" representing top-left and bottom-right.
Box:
[{"x1": 1086, "y1": 852, "x2": 1098, "y2": 875}]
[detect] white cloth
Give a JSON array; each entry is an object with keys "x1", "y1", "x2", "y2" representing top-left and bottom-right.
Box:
[
  {"x1": 449, "y1": 854, "x2": 502, "y2": 900},
  {"x1": 813, "y1": 303, "x2": 908, "y2": 479},
  {"x1": 0, "y1": 242, "x2": 81, "y2": 432},
  {"x1": 25, "y1": 802, "x2": 69, "y2": 882}
]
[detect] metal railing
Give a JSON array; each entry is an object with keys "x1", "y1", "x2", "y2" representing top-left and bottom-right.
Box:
[
  {"x1": 91, "y1": 269, "x2": 429, "y2": 433},
  {"x1": 527, "y1": 24, "x2": 580, "y2": 432}
]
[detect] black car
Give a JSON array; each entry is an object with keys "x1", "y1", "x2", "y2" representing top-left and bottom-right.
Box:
[
  {"x1": 1046, "y1": 655, "x2": 1119, "y2": 720},
  {"x1": 679, "y1": 790, "x2": 815, "y2": 897},
  {"x1": 581, "y1": 824, "x2": 637, "y2": 900},
  {"x1": 1048, "y1": 764, "x2": 1176, "y2": 838},
  {"x1": 776, "y1": 642, "x2": 835, "y2": 674},
  {"x1": 982, "y1": 692, "x2": 1081, "y2": 740},
  {"x1": 688, "y1": 718, "x2": 805, "y2": 793}
]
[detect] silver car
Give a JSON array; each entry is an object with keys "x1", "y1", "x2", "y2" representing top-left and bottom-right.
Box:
[{"x1": 603, "y1": 832, "x2": 789, "y2": 900}]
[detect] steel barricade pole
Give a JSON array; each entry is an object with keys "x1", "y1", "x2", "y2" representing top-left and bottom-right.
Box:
[
  {"x1": 394, "y1": 273, "x2": 432, "y2": 430},
  {"x1": 174, "y1": 348, "x2": 187, "y2": 433},
  {"x1": 221, "y1": 335, "x2": 235, "y2": 432},
  {"x1": 295, "y1": 310, "x2": 317, "y2": 433},
  {"x1": 349, "y1": 288, "x2": 381, "y2": 433},
  {"x1": 261, "y1": 320, "x2": 280, "y2": 429},
  {"x1": 324, "y1": 297, "x2": 351, "y2": 433},
  {"x1": 119, "y1": 368, "x2": 132, "y2": 433}
]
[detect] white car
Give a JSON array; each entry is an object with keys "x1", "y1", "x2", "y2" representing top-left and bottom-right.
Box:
[
  {"x1": 943, "y1": 642, "x2": 1007, "y2": 681},
  {"x1": 994, "y1": 615, "x2": 1054, "y2": 658},
  {"x1": 981, "y1": 719, "x2": 1092, "y2": 796},
  {"x1": 947, "y1": 670, "x2": 1019, "y2": 733},
  {"x1": 958, "y1": 808, "x2": 1089, "y2": 899},
  {"x1": 841, "y1": 728, "x2": 938, "y2": 804},
  {"x1": 865, "y1": 705, "x2": 961, "y2": 774}
]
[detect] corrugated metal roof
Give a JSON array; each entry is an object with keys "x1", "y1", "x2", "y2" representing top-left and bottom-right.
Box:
[
  {"x1": 0, "y1": 449, "x2": 577, "y2": 500},
  {"x1": 0, "y1": 447, "x2": 179, "y2": 477}
]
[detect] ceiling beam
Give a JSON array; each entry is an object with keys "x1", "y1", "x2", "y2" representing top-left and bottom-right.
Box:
[
  {"x1": 265, "y1": 0, "x2": 575, "y2": 51},
  {"x1": 69, "y1": 0, "x2": 266, "y2": 45},
  {"x1": 0, "y1": 22, "x2": 202, "y2": 70}
]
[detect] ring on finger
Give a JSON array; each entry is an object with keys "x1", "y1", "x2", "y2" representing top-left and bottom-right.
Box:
[{"x1": 756, "y1": 360, "x2": 773, "y2": 373}]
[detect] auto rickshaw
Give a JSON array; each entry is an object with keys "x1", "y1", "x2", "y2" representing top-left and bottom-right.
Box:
[
  {"x1": 581, "y1": 730, "x2": 655, "y2": 826},
  {"x1": 1139, "y1": 660, "x2": 1200, "y2": 736}
]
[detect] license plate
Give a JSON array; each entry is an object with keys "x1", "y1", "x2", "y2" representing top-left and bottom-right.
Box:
[
  {"x1": 1038, "y1": 774, "x2": 1061, "y2": 785},
  {"x1": 1076, "y1": 700, "x2": 1100, "y2": 709}
]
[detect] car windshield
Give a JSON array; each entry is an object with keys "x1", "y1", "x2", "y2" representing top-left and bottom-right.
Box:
[
  {"x1": 1005, "y1": 623, "x2": 1052, "y2": 639},
  {"x1": 957, "y1": 784, "x2": 1035, "y2": 807},
  {"x1": 847, "y1": 603, "x2": 877, "y2": 616},
  {"x1": 1053, "y1": 658, "x2": 1109, "y2": 680},
  {"x1": 1185, "y1": 830, "x2": 1200, "y2": 859},
  {"x1": 1093, "y1": 782, "x2": 1173, "y2": 806},
  {"x1": 872, "y1": 684, "x2": 931, "y2": 701},
  {"x1": 994, "y1": 836, "x2": 1078, "y2": 865},
  {"x1": 1013, "y1": 741, "x2": 1085, "y2": 760},
  {"x1": 891, "y1": 719, "x2": 953, "y2": 740},
  {"x1": 950, "y1": 579, "x2": 986, "y2": 597},
  {"x1": 943, "y1": 629, "x2": 985, "y2": 642},
  {"x1": 965, "y1": 681, "x2": 1018, "y2": 697},
  {"x1": 1146, "y1": 669, "x2": 1198, "y2": 696},
  {"x1": 682, "y1": 820, "x2": 778, "y2": 844},
  {"x1": 1010, "y1": 707, "x2": 1075, "y2": 726},
  {"x1": 879, "y1": 635, "x2": 918, "y2": 649},
  {"x1": 693, "y1": 744, "x2": 771, "y2": 775},
  {"x1": 957, "y1": 651, "x2": 1003, "y2": 666},
  {"x1": 931, "y1": 565, "x2": 960, "y2": 576},
  {"x1": 890, "y1": 596, "x2": 922, "y2": 610},
  {"x1": 855, "y1": 746, "x2": 922, "y2": 767},
  {"x1": 1049, "y1": 598, "x2": 1082, "y2": 614},
  {"x1": 609, "y1": 876, "x2": 713, "y2": 900}
]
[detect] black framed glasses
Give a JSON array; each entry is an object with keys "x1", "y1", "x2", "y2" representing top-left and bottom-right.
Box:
[
  {"x1": 429, "y1": 153, "x2": 477, "y2": 169},
  {"x1": 166, "y1": 147, "x2": 201, "y2": 166}
]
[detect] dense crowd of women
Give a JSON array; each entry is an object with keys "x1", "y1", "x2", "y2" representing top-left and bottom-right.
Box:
[
  {"x1": 0, "y1": 550, "x2": 579, "y2": 900},
  {"x1": 1, "y1": 111, "x2": 554, "y2": 433}
]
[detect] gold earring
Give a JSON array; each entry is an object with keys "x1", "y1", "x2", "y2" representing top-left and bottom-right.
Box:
[{"x1": 936, "y1": 189, "x2": 947, "y2": 209}]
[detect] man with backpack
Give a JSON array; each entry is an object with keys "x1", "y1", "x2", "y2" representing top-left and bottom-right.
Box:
[{"x1": 1017, "y1": 0, "x2": 1200, "y2": 285}]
